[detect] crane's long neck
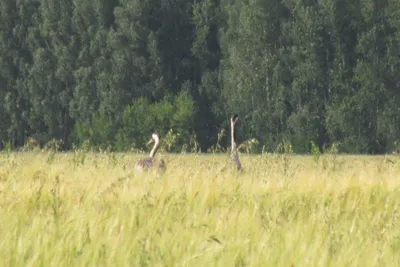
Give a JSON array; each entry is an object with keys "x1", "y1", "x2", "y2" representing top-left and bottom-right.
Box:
[{"x1": 149, "y1": 137, "x2": 160, "y2": 158}]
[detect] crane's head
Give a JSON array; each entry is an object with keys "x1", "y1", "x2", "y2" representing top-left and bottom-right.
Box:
[
  {"x1": 231, "y1": 114, "x2": 239, "y2": 124},
  {"x1": 147, "y1": 132, "x2": 160, "y2": 145}
]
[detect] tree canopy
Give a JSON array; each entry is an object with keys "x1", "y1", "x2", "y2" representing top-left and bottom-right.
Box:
[{"x1": 1, "y1": 0, "x2": 400, "y2": 154}]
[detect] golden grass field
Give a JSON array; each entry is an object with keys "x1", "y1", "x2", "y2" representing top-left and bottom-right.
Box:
[{"x1": 0, "y1": 151, "x2": 400, "y2": 266}]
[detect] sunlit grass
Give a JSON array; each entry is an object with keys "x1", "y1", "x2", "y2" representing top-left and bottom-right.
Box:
[{"x1": 0, "y1": 152, "x2": 399, "y2": 266}]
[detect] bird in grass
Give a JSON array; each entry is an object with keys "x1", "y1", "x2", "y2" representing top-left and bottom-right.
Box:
[{"x1": 135, "y1": 132, "x2": 166, "y2": 175}]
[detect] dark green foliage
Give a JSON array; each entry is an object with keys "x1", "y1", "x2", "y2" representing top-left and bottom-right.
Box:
[
  {"x1": 0, "y1": 0, "x2": 400, "y2": 153},
  {"x1": 115, "y1": 89, "x2": 195, "y2": 151}
]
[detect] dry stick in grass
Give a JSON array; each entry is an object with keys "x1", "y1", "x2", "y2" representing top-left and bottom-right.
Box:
[{"x1": 231, "y1": 114, "x2": 242, "y2": 172}]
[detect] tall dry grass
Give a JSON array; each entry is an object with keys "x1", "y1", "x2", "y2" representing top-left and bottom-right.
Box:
[{"x1": 0, "y1": 152, "x2": 399, "y2": 266}]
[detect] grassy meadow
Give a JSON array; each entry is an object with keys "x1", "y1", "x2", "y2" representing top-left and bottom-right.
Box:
[{"x1": 0, "y1": 151, "x2": 400, "y2": 266}]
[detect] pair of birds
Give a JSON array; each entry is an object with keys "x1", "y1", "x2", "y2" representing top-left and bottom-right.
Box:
[{"x1": 135, "y1": 114, "x2": 242, "y2": 174}]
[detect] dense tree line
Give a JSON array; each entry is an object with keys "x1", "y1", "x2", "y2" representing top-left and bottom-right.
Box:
[{"x1": 1, "y1": 0, "x2": 400, "y2": 154}]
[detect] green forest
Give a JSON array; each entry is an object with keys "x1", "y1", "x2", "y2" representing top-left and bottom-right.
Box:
[{"x1": 1, "y1": 0, "x2": 400, "y2": 154}]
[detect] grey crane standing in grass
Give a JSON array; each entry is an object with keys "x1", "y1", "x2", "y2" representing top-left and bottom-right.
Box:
[
  {"x1": 135, "y1": 132, "x2": 166, "y2": 174},
  {"x1": 231, "y1": 114, "x2": 243, "y2": 171}
]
